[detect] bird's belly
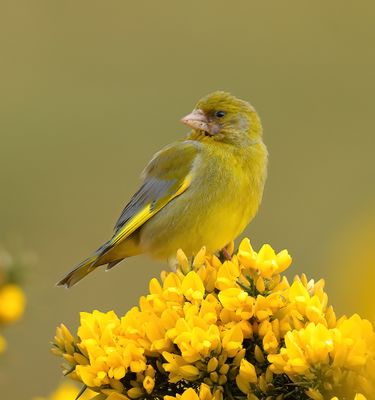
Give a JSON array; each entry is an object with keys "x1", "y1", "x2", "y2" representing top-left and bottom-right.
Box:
[{"x1": 138, "y1": 184, "x2": 256, "y2": 260}]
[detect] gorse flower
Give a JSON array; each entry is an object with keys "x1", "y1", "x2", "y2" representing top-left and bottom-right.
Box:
[
  {"x1": 0, "y1": 248, "x2": 26, "y2": 353},
  {"x1": 0, "y1": 283, "x2": 25, "y2": 324},
  {"x1": 33, "y1": 382, "x2": 96, "y2": 400},
  {"x1": 53, "y1": 238, "x2": 375, "y2": 400}
]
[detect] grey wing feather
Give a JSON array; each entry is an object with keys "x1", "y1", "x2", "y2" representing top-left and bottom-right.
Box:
[
  {"x1": 113, "y1": 140, "x2": 199, "y2": 234},
  {"x1": 113, "y1": 178, "x2": 176, "y2": 233}
]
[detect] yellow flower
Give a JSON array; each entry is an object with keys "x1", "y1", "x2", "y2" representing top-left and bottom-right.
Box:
[
  {"x1": 216, "y1": 260, "x2": 240, "y2": 291},
  {"x1": 268, "y1": 322, "x2": 334, "y2": 376},
  {"x1": 218, "y1": 288, "x2": 254, "y2": 320},
  {"x1": 287, "y1": 279, "x2": 328, "y2": 326},
  {"x1": 263, "y1": 329, "x2": 279, "y2": 354},
  {"x1": 268, "y1": 314, "x2": 375, "y2": 397},
  {"x1": 52, "y1": 323, "x2": 75, "y2": 357},
  {"x1": 195, "y1": 259, "x2": 219, "y2": 293},
  {"x1": 238, "y1": 239, "x2": 292, "y2": 279},
  {"x1": 164, "y1": 383, "x2": 222, "y2": 400},
  {"x1": 143, "y1": 375, "x2": 155, "y2": 394},
  {"x1": 221, "y1": 324, "x2": 243, "y2": 357},
  {"x1": 177, "y1": 248, "x2": 191, "y2": 275},
  {"x1": 333, "y1": 314, "x2": 375, "y2": 369},
  {"x1": 52, "y1": 238, "x2": 375, "y2": 400},
  {"x1": 126, "y1": 386, "x2": 143, "y2": 399},
  {"x1": 162, "y1": 352, "x2": 201, "y2": 382},
  {"x1": 237, "y1": 238, "x2": 257, "y2": 268},
  {"x1": 172, "y1": 317, "x2": 221, "y2": 362},
  {"x1": 121, "y1": 306, "x2": 173, "y2": 355},
  {"x1": 181, "y1": 271, "x2": 205, "y2": 302},
  {"x1": 33, "y1": 382, "x2": 96, "y2": 400},
  {"x1": 78, "y1": 310, "x2": 121, "y2": 342},
  {"x1": 74, "y1": 310, "x2": 147, "y2": 388},
  {"x1": 0, "y1": 283, "x2": 25, "y2": 323},
  {"x1": 236, "y1": 359, "x2": 257, "y2": 394}
]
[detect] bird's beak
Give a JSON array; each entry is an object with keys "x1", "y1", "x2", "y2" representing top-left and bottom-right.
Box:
[{"x1": 181, "y1": 109, "x2": 212, "y2": 135}]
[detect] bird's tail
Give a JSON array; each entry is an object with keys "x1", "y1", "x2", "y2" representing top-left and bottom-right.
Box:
[
  {"x1": 57, "y1": 237, "x2": 140, "y2": 288},
  {"x1": 56, "y1": 255, "x2": 98, "y2": 288}
]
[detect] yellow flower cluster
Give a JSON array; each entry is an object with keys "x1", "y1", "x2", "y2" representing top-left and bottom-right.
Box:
[
  {"x1": 53, "y1": 239, "x2": 375, "y2": 400},
  {"x1": 0, "y1": 283, "x2": 25, "y2": 324},
  {"x1": 0, "y1": 249, "x2": 26, "y2": 353}
]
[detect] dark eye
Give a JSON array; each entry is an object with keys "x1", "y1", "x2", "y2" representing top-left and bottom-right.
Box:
[{"x1": 215, "y1": 110, "x2": 226, "y2": 118}]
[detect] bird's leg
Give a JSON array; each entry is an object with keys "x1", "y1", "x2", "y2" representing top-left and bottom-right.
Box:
[
  {"x1": 221, "y1": 247, "x2": 232, "y2": 261},
  {"x1": 219, "y1": 241, "x2": 235, "y2": 261}
]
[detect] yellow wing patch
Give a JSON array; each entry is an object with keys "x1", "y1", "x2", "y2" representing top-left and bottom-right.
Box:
[
  {"x1": 174, "y1": 173, "x2": 192, "y2": 196},
  {"x1": 111, "y1": 174, "x2": 192, "y2": 246},
  {"x1": 111, "y1": 205, "x2": 152, "y2": 245}
]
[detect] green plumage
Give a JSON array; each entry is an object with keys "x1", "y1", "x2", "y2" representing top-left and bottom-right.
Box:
[{"x1": 57, "y1": 91, "x2": 268, "y2": 288}]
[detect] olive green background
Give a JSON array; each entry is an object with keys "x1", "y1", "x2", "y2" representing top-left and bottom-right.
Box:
[{"x1": 1, "y1": 1, "x2": 374, "y2": 398}]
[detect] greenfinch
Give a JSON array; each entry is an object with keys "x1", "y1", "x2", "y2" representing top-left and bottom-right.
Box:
[{"x1": 58, "y1": 91, "x2": 268, "y2": 287}]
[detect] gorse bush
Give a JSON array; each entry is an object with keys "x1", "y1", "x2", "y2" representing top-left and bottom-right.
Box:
[{"x1": 52, "y1": 239, "x2": 375, "y2": 400}]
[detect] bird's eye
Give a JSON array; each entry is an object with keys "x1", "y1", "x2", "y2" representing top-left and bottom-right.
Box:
[{"x1": 215, "y1": 110, "x2": 226, "y2": 118}]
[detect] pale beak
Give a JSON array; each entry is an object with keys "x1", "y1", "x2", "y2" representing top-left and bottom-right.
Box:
[{"x1": 181, "y1": 109, "x2": 211, "y2": 134}]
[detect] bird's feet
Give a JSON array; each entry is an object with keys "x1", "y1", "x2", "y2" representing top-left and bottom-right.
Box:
[
  {"x1": 221, "y1": 247, "x2": 232, "y2": 261},
  {"x1": 219, "y1": 241, "x2": 234, "y2": 261}
]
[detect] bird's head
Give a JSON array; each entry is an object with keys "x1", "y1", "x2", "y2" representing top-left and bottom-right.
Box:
[{"x1": 181, "y1": 91, "x2": 262, "y2": 145}]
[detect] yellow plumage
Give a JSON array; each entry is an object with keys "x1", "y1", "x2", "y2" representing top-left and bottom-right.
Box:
[{"x1": 57, "y1": 91, "x2": 268, "y2": 287}]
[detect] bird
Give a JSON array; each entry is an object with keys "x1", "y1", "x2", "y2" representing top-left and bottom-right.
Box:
[{"x1": 57, "y1": 91, "x2": 268, "y2": 288}]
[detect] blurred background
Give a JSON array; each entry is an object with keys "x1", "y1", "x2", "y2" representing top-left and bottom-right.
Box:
[{"x1": 0, "y1": 1, "x2": 374, "y2": 398}]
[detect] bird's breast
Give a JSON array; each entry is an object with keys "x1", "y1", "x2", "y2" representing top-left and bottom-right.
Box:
[{"x1": 139, "y1": 141, "x2": 267, "y2": 259}]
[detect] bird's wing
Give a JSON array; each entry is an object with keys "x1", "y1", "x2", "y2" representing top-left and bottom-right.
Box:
[{"x1": 110, "y1": 140, "x2": 199, "y2": 246}]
